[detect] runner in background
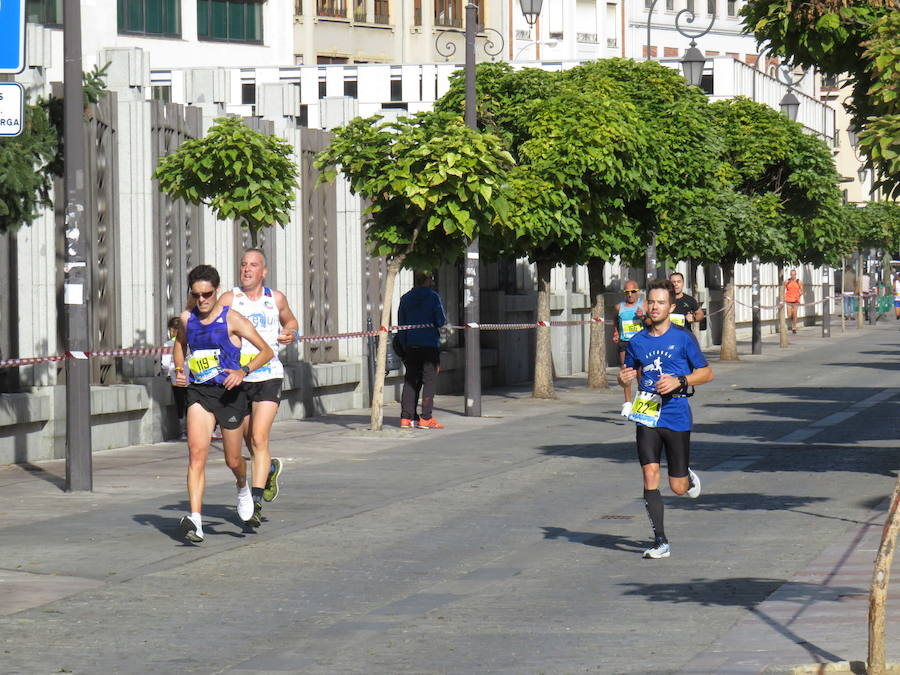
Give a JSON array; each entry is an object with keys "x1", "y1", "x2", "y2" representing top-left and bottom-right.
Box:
[
  {"x1": 612, "y1": 280, "x2": 645, "y2": 418},
  {"x1": 218, "y1": 249, "x2": 299, "y2": 527},
  {"x1": 893, "y1": 271, "x2": 900, "y2": 320},
  {"x1": 669, "y1": 272, "x2": 705, "y2": 331},
  {"x1": 784, "y1": 269, "x2": 803, "y2": 334}
]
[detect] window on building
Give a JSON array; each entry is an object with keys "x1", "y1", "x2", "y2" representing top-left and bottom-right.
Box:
[
  {"x1": 435, "y1": 0, "x2": 462, "y2": 27},
  {"x1": 118, "y1": 0, "x2": 181, "y2": 36},
  {"x1": 374, "y1": 0, "x2": 389, "y2": 24},
  {"x1": 197, "y1": 0, "x2": 263, "y2": 42},
  {"x1": 822, "y1": 74, "x2": 839, "y2": 90},
  {"x1": 317, "y1": 0, "x2": 347, "y2": 18},
  {"x1": 707, "y1": 0, "x2": 716, "y2": 15},
  {"x1": 344, "y1": 80, "x2": 358, "y2": 98},
  {"x1": 686, "y1": 0, "x2": 694, "y2": 13},
  {"x1": 727, "y1": 0, "x2": 736, "y2": 15},
  {"x1": 414, "y1": 0, "x2": 422, "y2": 25},
  {"x1": 390, "y1": 78, "x2": 402, "y2": 101},
  {"x1": 241, "y1": 82, "x2": 256, "y2": 105},
  {"x1": 644, "y1": 0, "x2": 652, "y2": 8},
  {"x1": 665, "y1": 0, "x2": 674, "y2": 9},
  {"x1": 353, "y1": 0, "x2": 365, "y2": 21},
  {"x1": 26, "y1": 0, "x2": 63, "y2": 26},
  {"x1": 295, "y1": 0, "x2": 303, "y2": 15},
  {"x1": 151, "y1": 85, "x2": 173, "y2": 102}
]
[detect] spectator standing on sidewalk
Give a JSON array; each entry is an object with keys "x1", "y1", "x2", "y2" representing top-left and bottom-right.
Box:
[
  {"x1": 161, "y1": 316, "x2": 188, "y2": 439},
  {"x1": 397, "y1": 271, "x2": 447, "y2": 430},
  {"x1": 612, "y1": 280, "x2": 645, "y2": 418},
  {"x1": 784, "y1": 269, "x2": 803, "y2": 334}
]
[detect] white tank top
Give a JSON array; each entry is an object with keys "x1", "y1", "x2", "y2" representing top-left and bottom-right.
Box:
[{"x1": 231, "y1": 286, "x2": 284, "y2": 382}]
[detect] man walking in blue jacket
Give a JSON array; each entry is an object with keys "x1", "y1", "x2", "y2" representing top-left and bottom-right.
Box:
[{"x1": 397, "y1": 271, "x2": 447, "y2": 429}]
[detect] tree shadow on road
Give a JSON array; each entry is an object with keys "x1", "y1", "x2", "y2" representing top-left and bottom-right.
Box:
[{"x1": 621, "y1": 577, "x2": 865, "y2": 664}]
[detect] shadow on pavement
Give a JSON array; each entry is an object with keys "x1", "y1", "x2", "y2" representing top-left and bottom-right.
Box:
[
  {"x1": 541, "y1": 527, "x2": 645, "y2": 553},
  {"x1": 825, "y1": 361, "x2": 900, "y2": 371},
  {"x1": 666, "y1": 493, "x2": 828, "y2": 512},
  {"x1": 13, "y1": 462, "x2": 67, "y2": 491},
  {"x1": 133, "y1": 513, "x2": 250, "y2": 542},
  {"x1": 621, "y1": 577, "x2": 865, "y2": 664}
]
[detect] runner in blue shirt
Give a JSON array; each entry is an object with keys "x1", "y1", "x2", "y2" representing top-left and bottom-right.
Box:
[{"x1": 617, "y1": 278, "x2": 714, "y2": 559}]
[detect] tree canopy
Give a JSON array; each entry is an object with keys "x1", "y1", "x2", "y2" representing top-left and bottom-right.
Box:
[
  {"x1": 154, "y1": 116, "x2": 298, "y2": 246},
  {"x1": 740, "y1": 0, "x2": 900, "y2": 197}
]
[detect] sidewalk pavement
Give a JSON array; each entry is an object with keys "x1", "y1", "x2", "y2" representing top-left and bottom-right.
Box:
[{"x1": 0, "y1": 320, "x2": 897, "y2": 674}]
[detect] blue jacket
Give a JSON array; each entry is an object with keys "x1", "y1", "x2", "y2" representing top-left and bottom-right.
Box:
[{"x1": 398, "y1": 286, "x2": 447, "y2": 348}]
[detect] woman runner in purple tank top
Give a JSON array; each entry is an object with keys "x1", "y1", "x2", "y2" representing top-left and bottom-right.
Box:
[{"x1": 171, "y1": 265, "x2": 273, "y2": 543}]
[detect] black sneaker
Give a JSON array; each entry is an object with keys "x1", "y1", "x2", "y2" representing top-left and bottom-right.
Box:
[
  {"x1": 246, "y1": 502, "x2": 262, "y2": 528},
  {"x1": 180, "y1": 516, "x2": 203, "y2": 543}
]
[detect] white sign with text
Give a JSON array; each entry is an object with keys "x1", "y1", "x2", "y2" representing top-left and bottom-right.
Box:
[{"x1": 0, "y1": 82, "x2": 24, "y2": 137}]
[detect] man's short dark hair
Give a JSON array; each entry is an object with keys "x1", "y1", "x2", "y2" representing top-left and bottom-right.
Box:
[
  {"x1": 414, "y1": 270, "x2": 432, "y2": 287},
  {"x1": 167, "y1": 316, "x2": 182, "y2": 331},
  {"x1": 243, "y1": 248, "x2": 267, "y2": 265},
  {"x1": 648, "y1": 278, "x2": 676, "y2": 305},
  {"x1": 669, "y1": 272, "x2": 684, "y2": 283},
  {"x1": 188, "y1": 264, "x2": 220, "y2": 289}
]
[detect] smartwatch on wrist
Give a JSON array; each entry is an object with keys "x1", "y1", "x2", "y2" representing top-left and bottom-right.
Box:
[
  {"x1": 241, "y1": 365, "x2": 251, "y2": 375},
  {"x1": 678, "y1": 375, "x2": 688, "y2": 390}
]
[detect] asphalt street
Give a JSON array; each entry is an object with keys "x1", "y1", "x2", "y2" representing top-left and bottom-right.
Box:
[{"x1": 0, "y1": 321, "x2": 897, "y2": 675}]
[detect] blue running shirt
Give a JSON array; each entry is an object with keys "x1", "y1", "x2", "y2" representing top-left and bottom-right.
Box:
[
  {"x1": 624, "y1": 325, "x2": 708, "y2": 431},
  {"x1": 186, "y1": 306, "x2": 242, "y2": 386}
]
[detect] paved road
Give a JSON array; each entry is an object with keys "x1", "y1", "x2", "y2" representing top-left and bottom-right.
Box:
[{"x1": 0, "y1": 322, "x2": 897, "y2": 674}]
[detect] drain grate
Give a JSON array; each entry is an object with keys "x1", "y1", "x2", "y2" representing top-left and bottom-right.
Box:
[{"x1": 597, "y1": 515, "x2": 634, "y2": 520}]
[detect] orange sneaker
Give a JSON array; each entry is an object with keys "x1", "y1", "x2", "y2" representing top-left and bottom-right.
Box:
[
  {"x1": 416, "y1": 417, "x2": 444, "y2": 429},
  {"x1": 400, "y1": 418, "x2": 415, "y2": 429}
]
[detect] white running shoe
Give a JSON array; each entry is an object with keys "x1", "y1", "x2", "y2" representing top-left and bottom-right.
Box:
[
  {"x1": 686, "y1": 468, "x2": 701, "y2": 499},
  {"x1": 642, "y1": 540, "x2": 670, "y2": 559},
  {"x1": 621, "y1": 401, "x2": 633, "y2": 417},
  {"x1": 237, "y1": 486, "x2": 254, "y2": 521},
  {"x1": 180, "y1": 515, "x2": 203, "y2": 543}
]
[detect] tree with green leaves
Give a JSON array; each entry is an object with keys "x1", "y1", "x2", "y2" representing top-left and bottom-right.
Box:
[
  {"x1": 438, "y1": 60, "x2": 745, "y2": 394},
  {"x1": 154, "y1": 116, "x2": 298, "y2": 247},
  {"x1": 315, "y1": 111, "x2": 514, "y2": 429},
  {"x1": 685, "y1": 97, "x2": 845, "y2": 360},
  {"x1": 740, "y1": 0, "x2": 900, "y2": 197}
]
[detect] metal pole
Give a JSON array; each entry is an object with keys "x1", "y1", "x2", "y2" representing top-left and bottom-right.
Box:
[
  {"x1": 645, "y1": 237, "x2": 657, "y2": 287},
  {"x1": 63, "y1": 0, "x2": 93, "y2": 492},
  {"x1": 751, "y1": 255, "x2": 761, "y2": 355},
  {"x1": 463, "y1": 2, "x2": 481, "y2": 417},
  {"x1": 366, "y1": 316, "x2": 376, "y2": 402},
  {"x1": 821, "y1": 267, "x2": 830, "y2": 338}
]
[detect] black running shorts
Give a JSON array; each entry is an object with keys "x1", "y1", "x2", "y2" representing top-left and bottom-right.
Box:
[
  {"x1": 186, "y1": 384, "x2": 249, "y2": 430},
  {"x1": 243, "y1": 379, "x2": 283, "y2": 405},
  {"x1": 636, "y1": 425, "x2": 691, "y2": 478}
]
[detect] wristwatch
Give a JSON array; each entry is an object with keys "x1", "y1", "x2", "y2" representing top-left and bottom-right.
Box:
[
  {"x1": 678, "y1": 375, "x2": 688, "y2": 390},
  {"x1": 241, "y1": 365, "x2": 251, "y2": 375}
]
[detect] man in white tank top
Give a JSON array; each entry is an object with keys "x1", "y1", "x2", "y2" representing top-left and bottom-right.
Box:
[{"x1": 218, "y1": 249, "x2": 299, "y2": 526}]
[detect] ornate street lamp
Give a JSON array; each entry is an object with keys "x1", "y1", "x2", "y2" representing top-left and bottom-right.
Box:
[
  {"x1": 779, "y1": 90, "x2": 800, "y2": 121},
  {"x1": 518, "y1": 0, "x2": 544, "y2": 27},
  {"x1": 847, "y1": 123, "x2": 859, "y2": 149},
  {"x1": 680, "y1": 42, "x2": 706, "y2": 88}
]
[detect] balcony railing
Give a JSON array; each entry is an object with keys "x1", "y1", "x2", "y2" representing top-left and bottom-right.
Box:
[
  {"x1": 373, "y1": 12, "x2": 389, "y2": 24},
  {"x1": 577, "y1": 32, "x2": 598, "y2": 43},
  {"x1": 607, "y1": 37, "x2": 617, "y2": 48},
  {"x1": 317, "y1": 0, "x2": 347, "y2": 17}
]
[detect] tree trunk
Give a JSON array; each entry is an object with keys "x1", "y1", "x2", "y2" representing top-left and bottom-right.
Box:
[
  {"x1": 370, "y1": 259, "x2": 402, "y2": 431},
  {"x1": 867, "y1": 474, "x2": 900, "y2": 675},
  {"x1": 778, "y1": 264, "x2": 789, "y2": 348},
  {"x1": 533, "y1": 259, "x2": 555, "y2": 398},
  {"x1": 249, "y1": 226, "x2": 259, "y2": 248},
  {"x1": 719, "y1": 261, "x2": 739, "y2": 361},
  {"x1": 587, "y1": 259, "x2": 608, "y2": 388}
]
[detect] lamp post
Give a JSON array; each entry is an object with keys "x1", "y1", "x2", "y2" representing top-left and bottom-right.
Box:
[
  {"x1": 643, "y1": 0, "x2": 713, "y2": 284},
  {"x1": 751, "y1": 255, "x2": 762, "y2": 355},
  {"x1": 779, "y1": 90, "x2": 800, "y2": 121}
]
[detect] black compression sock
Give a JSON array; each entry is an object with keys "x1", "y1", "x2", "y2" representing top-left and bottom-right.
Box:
[
  {"x1": 251, "y1": 487, "x2": 264, "y2": 504},
  {"x1": 643, "y1": 488, "x2": 666, "y2": 542}
]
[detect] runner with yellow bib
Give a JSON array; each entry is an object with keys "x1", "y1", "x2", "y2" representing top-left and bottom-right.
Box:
[
  {"x1": 218, "y1": 249, "x2": 299, "y2": 528},
  {"x1": 613, "y1": 280, "x2": 647, "y2": 418},
  {"x1": 669, "y1": 272, "x2": 704, "y2": 330},
  {"x1": 172, "y1": 265, "x2": 274, "y2": 543},
  {"x1": 617, "y1": 278, "x2": 714, "y2": 560}
]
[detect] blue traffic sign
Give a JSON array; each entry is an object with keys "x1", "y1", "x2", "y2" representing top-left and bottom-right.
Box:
[{"x1": 0, "y1": 0, "x2": 26, "y2": 74}]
